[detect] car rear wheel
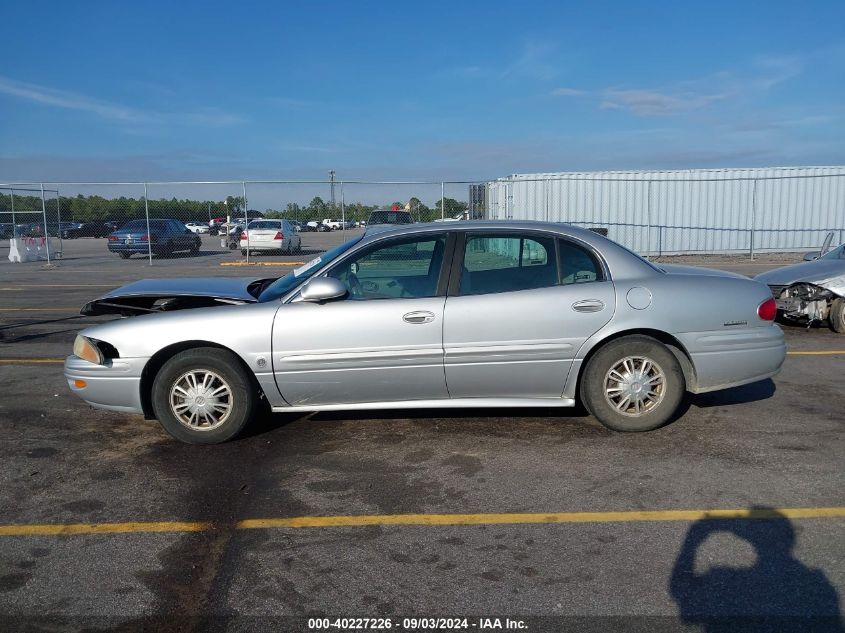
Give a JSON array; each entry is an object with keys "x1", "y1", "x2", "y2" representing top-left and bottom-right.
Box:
[
  {"x1": 151, "y1": 347, "x2": 255, "y2": 444},
  {"x1": 830, "y1": 298, "x2": 845, "y2": 334},
  {"x1": 580, "y1": 335, "x2": 684, "y2": 432}
]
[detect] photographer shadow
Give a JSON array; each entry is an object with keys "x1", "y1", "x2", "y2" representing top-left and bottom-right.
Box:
[{"x1": 670, "y1": 507, "x2": 843, "y2": 632}]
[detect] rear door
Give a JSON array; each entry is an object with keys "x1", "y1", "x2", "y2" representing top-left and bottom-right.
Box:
[
  {"x1": 272, "y1": 232, "x2": 453, "y2": 405},
  {"x1": 443, "y1": 231, "x2": 615, "y2": 398}
]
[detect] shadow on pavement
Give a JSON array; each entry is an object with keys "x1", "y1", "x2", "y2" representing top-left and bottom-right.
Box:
[
  {"x1": 688, "y1": 378, "x2": 776, "y2": 409},
  {"x1": 670, "y1": 507, "x2": 843, "y2": 632}
]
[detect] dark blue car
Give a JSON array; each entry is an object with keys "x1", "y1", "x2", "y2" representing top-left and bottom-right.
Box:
[{"x1": 107, "y1": 219, "x2": 201, "y2": 259}]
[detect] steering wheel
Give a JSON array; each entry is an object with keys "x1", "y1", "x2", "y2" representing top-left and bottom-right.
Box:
[{"x1": 346, "y1": 272, "x2": 364, "y2": 299}]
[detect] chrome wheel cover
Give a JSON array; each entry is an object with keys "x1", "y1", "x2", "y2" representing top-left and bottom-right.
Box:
[
  {"x1": 169, "y1": 369, "x2": 233, "y2": 431},
  {"x1": 603, "y1": 356, "x2": 665, "y2": 417}
]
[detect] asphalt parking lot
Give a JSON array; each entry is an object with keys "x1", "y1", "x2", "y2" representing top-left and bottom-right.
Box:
[{"x1": 0, "y1": 235, "x2": 842, "y2": 632}]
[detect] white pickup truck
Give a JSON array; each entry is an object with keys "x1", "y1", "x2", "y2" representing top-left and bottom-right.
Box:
[{"x1": 321, "y1": 218, "x2": 343, "y2": 230}]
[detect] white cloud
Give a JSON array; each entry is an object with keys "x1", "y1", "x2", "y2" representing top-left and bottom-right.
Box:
[
  {"x1": 501, "y1": 41, "x2": 558, "y2": 81},
  {"x1": 550, "y1": 87, "x2": 586, "y2": 97},
  {"x1": 549, "y1": 55, "x2": 805, "y2": 116},
  {"x1": 0, "y1": 75, "x2": 244, "y2": 127},
  {"x1": 599, "y1": 89, "x2": 728, "y2": 115}
]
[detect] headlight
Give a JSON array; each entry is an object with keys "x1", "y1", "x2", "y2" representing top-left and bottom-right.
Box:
[{"x1": 73, "y1": 335, "x2": 104, "y2": 365}]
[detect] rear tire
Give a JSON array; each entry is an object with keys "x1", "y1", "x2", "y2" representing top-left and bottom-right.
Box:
[
  {"x1": 151, "y1": 347, "x2": 255, "y2": 444},
  {"x1": 830, "y1": 298, "x2": 845, "y2": 334},
  {"x1": 580, "y1": 335, "x2": 685, "y2": 432}
]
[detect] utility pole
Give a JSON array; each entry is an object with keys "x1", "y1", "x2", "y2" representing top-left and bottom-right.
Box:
[{"x1": 329, "y1": 170, "x2": 336, "y2": 209}]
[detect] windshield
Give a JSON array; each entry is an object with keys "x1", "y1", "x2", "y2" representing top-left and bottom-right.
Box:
[
  {"x1": 820, "y1": 244, "x2": 845, "y2": 260},
  {"x1": 120, "y1": 219, "x2": 167, "y2": 231},
  {"x1": 248, "y1": 220, "x2": 282, "y2": 230},
  {"x1": 258, "y1": 234, "x2": 364, "y2": 302},
  {"x1": 369, "y1": 211, "x2": 413, "y2": 224}
]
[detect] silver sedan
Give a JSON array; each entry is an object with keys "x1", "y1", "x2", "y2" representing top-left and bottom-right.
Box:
[{"x1": 65, "y1": 221, "x2": 786, "y2": 444}]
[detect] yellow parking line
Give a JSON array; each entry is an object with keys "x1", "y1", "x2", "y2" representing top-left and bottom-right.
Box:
[
  {"x1": 237, "y1": 507, "x2": 845, "y2": 529},
  {"x1": 219, "y1": 261, "x2": 304, "y2": 267},
  {"x1": 0, "y1": 521, "x2": 211, "y2": 537},
  {"x1": 0, "y1": 358, "x2": 64, "y2": 364},
  {"x1": 787, "y1": 350, "x2": 845, "y2": 355},
  {"x1": 0, "y1": 507, "x2": 842, "y2": 537}
]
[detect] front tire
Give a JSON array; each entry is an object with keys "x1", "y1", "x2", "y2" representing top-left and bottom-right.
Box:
[
  {"x1": 118, "y1": 252, "x2": 131, "y2": 259},
  {"x1": 151, "y1": 347, "x2": 255, "y2": 444},
  {"x1": 580, "y1": 335, "x2": 685, "y2": 432},
  {"x1": 830, "y1": 298, "x2": 845, "y2": 334}
]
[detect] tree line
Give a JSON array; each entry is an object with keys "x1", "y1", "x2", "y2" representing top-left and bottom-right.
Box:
[{"x1": 0, "y1": 193, "x2": 470, "y2": 226}]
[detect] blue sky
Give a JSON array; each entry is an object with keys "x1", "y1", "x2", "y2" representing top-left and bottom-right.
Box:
[{"x1": 2, "y1": 0, "x2": 844, "y2": 185}]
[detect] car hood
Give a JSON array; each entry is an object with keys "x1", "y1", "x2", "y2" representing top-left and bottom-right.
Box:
[
  {"x1": 81, "y1": 277, "x2": 273, "y2": 316},
  {"x1": 754, "y1": 259, "x2": 845, "y2": 295},
  {"x1": 658, "y1": 263, "x2": 748, "y2": 280}
]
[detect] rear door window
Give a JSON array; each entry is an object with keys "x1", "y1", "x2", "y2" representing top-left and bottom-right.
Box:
[{"x1": 459, "y1": 233, "x2": 559, "y2": 295}]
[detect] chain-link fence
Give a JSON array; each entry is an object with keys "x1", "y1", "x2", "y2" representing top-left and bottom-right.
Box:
[
  {"x1": 1, "y1": 186, "x2": 63, "y2": 263},
  {"x1": 1, "y1": 171, "x2": 843, "y2": 267}
]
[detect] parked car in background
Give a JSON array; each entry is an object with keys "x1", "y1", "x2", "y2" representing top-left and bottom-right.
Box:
[
  {"x1": 367, "y1": 209, "x2": 414, "y2": 226},
  {"x1": 0, "y1": 223, "x2": 13, "y2": 239},
  {"x1": 240, "y1": 219, "x2": 302, "y2": 255},
  {"x1": 66, "y1": 220, "x2": 785, "y2": 444},
  {"x1": 755, "y1": 241, "x2": 845, "y2": 333},
  {"x1": 107, "y1": 219, "x2": 201, "y2": 259},
  {"x1": 321, "y1": 218, "x2": 344, "y2": 230},
  {"x1": 63, "y1": 222, "x2": 110, "y2": 239},
  {"x1": 185, "y1": 222, "x2": 210, "y2": 234},
  {"x1": 306, "y1": 220, "x2": 331, "y2": 232}
]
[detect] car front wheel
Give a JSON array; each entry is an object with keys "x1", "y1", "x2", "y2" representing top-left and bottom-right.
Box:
[
  {"x1": 830, "y1": 298, "x2": 845, "y2": 334},
  {"x1": 151, "y1": 347, "x2": 256, "y2": 444},
  {"x1": 580, "y1": 335, "x2": 684, "y2": 432}
]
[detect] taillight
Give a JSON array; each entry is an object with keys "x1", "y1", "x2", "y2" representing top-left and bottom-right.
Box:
[
  {"x1": 273, "y1": 231, "x2": 284, "y2": 240},
  {"x1": 758, "y1": 298, "x2": 777, "y2": 321},
  {"x1": 108, "y1": 235, "x2": 118, "y2": 242},
  {"x1": 240, "y1": 232, "x2": 247, "y2": 240}
]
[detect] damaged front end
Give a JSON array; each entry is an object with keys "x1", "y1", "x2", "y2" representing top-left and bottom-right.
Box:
[
  {"x1": 771, "y1": 282, "x2": 838, "y2": 324},
  {"x1": 79, "y1": 277, "x2": 274, "y2": 317}
]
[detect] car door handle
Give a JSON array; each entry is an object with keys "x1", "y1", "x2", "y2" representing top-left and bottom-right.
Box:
[
  {"x1": 403, "y1": 310, "x2": 435, "y2": 324},
  {"x1": 572, "y1": 299, "x2": 605, "y2": 313}
]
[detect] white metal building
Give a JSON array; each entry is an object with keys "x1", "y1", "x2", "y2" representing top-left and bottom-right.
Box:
[{"x1": 484, "y1": 166, "x2": 845, "y2": 255}]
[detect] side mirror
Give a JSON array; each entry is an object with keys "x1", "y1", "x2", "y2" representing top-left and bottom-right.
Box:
[
  {"x1": 803, "y1": 251, "x2": 819, "y2": 261},
  {"x1": 300, "y1": 277, "x2": 348, "y2": 303}
]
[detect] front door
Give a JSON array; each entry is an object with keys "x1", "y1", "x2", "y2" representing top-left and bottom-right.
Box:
[
  {"x1": 443, "y1": 232, "x2": 615, "y2": 398},
  {"x1": 272, "y1": 232, "x2": 451, "y2": 406}
]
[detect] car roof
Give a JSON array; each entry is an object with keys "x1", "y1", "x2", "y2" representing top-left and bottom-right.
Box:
[{"x1": 363, "y1": 220, "x2": 598, "y2": 239}]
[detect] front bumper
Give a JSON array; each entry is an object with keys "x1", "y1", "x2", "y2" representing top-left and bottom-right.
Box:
[
  {"x1": 677, "y1": 325, "x2": 786, "y2": 394},
  {"x1": 64, "y1": 355, "x2": 148, "y2": 414}
]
